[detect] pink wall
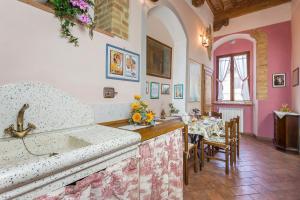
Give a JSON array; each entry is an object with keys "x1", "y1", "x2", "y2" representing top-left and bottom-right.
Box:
[
  {"x1": 291, "y1": 0, "x2": 300, "y2": 113},
  {"x1": 214, "y1": 21, "x2": 292, "y2": 138},
  {"x1": 258, "y1": 22, "x2": 292, "y2": 138},
  {"x1": 214, "y1": 39, "x2": 254, "y2": 133}
]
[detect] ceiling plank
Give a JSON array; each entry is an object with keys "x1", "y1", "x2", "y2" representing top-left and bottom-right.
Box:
[
  {"x1": 206, "y1": 0, "x2": 218, "y2": 14},
  {"x1": 229, "y1": 0, "x2": 237, "y2": 7},
  {"x1": 214, "y1": 0, "x2": 291, "y2": 21},
  {"x1": 192, "y1": 0, "x2": 205, "y2": 7},
  {"x1": 214, "y1": 18, "x2": 229, "y2": 31},
  {"x1": 216, "y1": 0, "x2": 225, "y2": 10}
]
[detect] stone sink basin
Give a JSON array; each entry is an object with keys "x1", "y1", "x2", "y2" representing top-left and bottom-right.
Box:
[
  {"x1": 0, "y1": 125, "x2": 141, "y2": 199},
  {"x1": 0, "y1": 133, "x2": 92, "y2": 168}
]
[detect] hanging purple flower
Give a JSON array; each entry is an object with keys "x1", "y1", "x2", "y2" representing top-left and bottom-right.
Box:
[
  {"x1": 70, "y1": 0, "x2": 89, "y2": 11},
  {"x1": 78, "y1": 14, "x2": 91, "y2": 24}
]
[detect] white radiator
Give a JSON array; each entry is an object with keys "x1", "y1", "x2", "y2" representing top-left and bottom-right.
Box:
[{"x1": 218, "y1": 107, "x2": 244, "y2": 132}]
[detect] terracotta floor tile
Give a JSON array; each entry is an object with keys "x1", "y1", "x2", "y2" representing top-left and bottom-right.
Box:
[
  {"x1": 230, "y1": 186, "x2": 258, "y2": 196},
  {"x1": 183, "y1": 136, "x2": 300, "y2": 200}
]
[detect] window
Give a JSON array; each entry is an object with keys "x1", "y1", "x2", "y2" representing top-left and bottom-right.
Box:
[{"x1": 216, "y1": 52, "x2": 250, "y2": 101}]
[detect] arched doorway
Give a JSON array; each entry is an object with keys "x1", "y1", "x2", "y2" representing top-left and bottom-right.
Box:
[
  {"x1": 212, "y1": 34, "x2": 258, "y2": 135},
  {"x1": 141, "y1": 4, "x2": 188, "y2": 114}
]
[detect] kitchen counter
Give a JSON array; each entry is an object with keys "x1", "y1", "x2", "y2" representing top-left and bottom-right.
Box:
[
  {"x1": 99, "y1": 117, "x2": 185, "y2": 141},
  {"x1": 0, "y1": 125, "x2": 141, "y2": 200}
]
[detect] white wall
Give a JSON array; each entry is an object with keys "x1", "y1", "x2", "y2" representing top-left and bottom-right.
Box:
[
  {"x1": 0, "y1": 1, "x2": 143, "y2": 122},
  {"x1": 214, "y1": 2, "x2": 292, "y2": 37},
  {"x1": 184, "y1": 0, "x2": 214, "y2": 27},
  {"x1": 145, "y1": 5, "x2": 187, "y2": 114},
  {"x1": 0, "y1": 0, "x2": 212, "y2": 122},
  {"x1": 142, "y1": 0, "x2": 213, "y2": 115},
  {"x1": 146, "y1": 16, "x2": 173, "y2": 115}
]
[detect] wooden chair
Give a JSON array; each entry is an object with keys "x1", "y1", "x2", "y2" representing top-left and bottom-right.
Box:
[
  {"x1": 201, "y1": 121, "x2": 235, "y2": 174},
  {"x1": 219, "y1": 117, "x2": 239, "y2": 161},
  {"x1": 203, "y1": 111, "x2": 222, "y2": 119},
  {"x1": 203, "y1": 112, "x2": 209, "y2": 116},
  {"x1": 183, "y1": 124, "x2": 198, "y2": 185},
  {"x1": 211, "y1": 111, "x2": 222, "y2": 119},
  {"x1": 215, "y1": 118, "x2": 238, "y2": 166},
  {"x1": 235, "y1": 116, "x2": 240, "y2": 158}
]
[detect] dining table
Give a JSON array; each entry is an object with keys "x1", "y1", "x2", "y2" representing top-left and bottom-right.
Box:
[
  {"x1": 188, "y1": 117, "x2": 225, "y2": 140},
  {"x1": 186, "y1": 117, "x2": 225, "y2": 168}
]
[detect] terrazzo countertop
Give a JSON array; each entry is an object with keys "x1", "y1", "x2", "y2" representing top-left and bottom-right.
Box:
[{"x1": 0, "y1": 124, "x2": 141, "y2": 199}]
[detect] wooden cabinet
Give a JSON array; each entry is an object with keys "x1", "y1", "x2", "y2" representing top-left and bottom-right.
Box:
[{"x1": 273, "y1": 112, "x2": 300, "y2": 152}]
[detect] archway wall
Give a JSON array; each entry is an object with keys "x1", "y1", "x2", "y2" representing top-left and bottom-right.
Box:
[
  {"x1": 145, "y1": 13, "x2": 174, "y2": 115},
  {"x1": 213, "y1": 22, "x2": 292, "y2": 139},
  {"x1": 213, "y1": 38, "x2": 255, "y2": 134},
  {"x1": 146, "y1": 5, "x2": 187, "y2": 114},
  {"x1": 141, "y1": 0, "x2": 213, "y2": 114}
]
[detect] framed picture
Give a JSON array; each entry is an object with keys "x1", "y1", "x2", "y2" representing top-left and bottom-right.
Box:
[
  {"x1": 293, "y1": 68, "x2": 299, "y2": 87},
  {"x1": 146, "y1": 81, "x2": 149, "y2": 94},
  {"x1": 150, "y1": 82, "x2": 160, "y2": 99},
  {"x1": 106, "y1": 44, "x2": 140, "y2": 82},
  {"x1": 272, "y1": 73, "x2": 286, "y2": 88},
  {"x1": 146, "y1": 36, "x2": 172, "y2": 79},
  {"x1": 174, "y1": 84, "x2": 184, "y2": 99},
  {"x1": 161, "y1": 84, "x2": 170, "y2": 95}
]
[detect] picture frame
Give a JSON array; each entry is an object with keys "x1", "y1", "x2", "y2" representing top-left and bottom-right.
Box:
[
  {"x1": 146, "y1": 36, "x2": 172, "y2": 79},
  {"x1": 174, "y1": 84, "x2": 184, "y2": 99},
  {"x1": 106, "y1": 44, "x2": 140, "y2": 82},
  {"x1": 292, "y1": 68, "x2": 299, "y2": 87},
  {"x1": 146, "y1": 81, "x2": 149, "y2": 94},
  {"x1": 161, "y1": 84, "x2": 170, "y2": 95},
  {"x1": 150, "y1": 82, "x2": 160, "y2": 99},
  {"x1": 272, "y1": 73, "x2": 286, "y2": 88}
]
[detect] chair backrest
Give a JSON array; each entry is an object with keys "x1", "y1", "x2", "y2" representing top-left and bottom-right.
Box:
[
  {"x1": 211, "y1": 111, "x2": 222, "y2": 119},
  {"x1": 224, "y1": 121, "x2": 231, "y2": 145},
  {"x1": 183, "y1": 124, "x2": 189, "y2": 152},
  {"x1": 203, "y1": 112, "x2": 209, "y2": 116},
  {"x1": 230, "y1": 118, "x2": 236, "y2": 142},
  {"x1": 236, "y1": 116, "x2": 240, "y2": 136}
]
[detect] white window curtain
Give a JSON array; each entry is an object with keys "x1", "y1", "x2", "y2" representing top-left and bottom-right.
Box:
[
  {"x1": 217, "y1": 57, "x2": 231, "y2": 100},
  {"x1": 234, "y1": 55, "x2": 250, "y2": 101}
]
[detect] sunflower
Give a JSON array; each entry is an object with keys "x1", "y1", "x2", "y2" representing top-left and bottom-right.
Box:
[
  {"x1": 131, "y1": 102, "x2": 141, "y2": 110},
  {"x1": 134, "y1": 95, "x2": 142, "y2": 100},
  {"x1": 132, "y1": 113, "x2": 142, "y2": 123},
  {"x1": 145, "y1": 112, "x2": 154, "y2": 123}
]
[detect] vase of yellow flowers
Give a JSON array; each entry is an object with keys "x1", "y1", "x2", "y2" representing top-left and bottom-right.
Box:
[{"x1": 129, "y1": 95, "x2": 155, "y2": 125}]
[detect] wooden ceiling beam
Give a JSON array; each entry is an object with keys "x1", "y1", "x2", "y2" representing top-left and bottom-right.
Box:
[
  {"x1": 206, "y1": 0, "x2": 218, "y2": 14},
  {"x1": 192, "y1": 0, "x2": 205, "y2": 7},
  {"x1": 229, "y1": 0, "x2": 237, "y2": 7},
  {"x1": 213, "y1": 18, "x2": 229, "y2": 31},
  {"x1": 216, "y1": 0, "x2": 225, "y2": 10},
  {"x1": 214, "y1": 0, "x2": 291, "y2": 21}
]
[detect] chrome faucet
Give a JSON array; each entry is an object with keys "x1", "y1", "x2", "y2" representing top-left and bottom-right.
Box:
[{"x1": 4, "y1": 104, "x2": 36, "y2": 138}]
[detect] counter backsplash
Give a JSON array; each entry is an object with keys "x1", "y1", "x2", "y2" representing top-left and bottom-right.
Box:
[{"x1": 0, "y1": 82, "x2": 94, "y2": 139}]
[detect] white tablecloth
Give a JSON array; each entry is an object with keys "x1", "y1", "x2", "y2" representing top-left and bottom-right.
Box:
[{"x1": 274, "y1": 111, "x2": 300, "y2": 119}]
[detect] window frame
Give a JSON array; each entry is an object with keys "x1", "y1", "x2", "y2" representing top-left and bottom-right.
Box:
[{"x1": 216, "y1": 51, "x2": 250, "y2": 101}]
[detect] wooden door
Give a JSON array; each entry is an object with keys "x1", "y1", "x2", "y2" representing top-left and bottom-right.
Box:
[{"x1": 201, "y1": 65, "x2": 213, "y2": 114}]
